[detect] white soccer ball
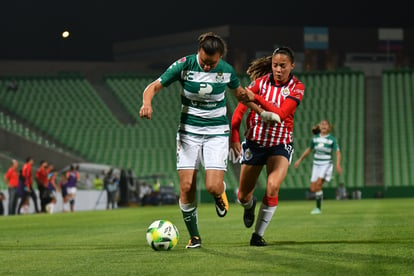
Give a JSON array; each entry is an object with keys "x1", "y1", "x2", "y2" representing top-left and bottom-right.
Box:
[{"x1": 146, "y1": 219, "x2": 179, "y2": 251}]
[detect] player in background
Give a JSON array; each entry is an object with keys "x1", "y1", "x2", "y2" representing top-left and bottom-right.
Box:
[
  {"x1": 19, "y1": 156, "x2": 40, "y2": 214},
  {"x1": 59, "y1": 172, "x2": 69, "y2": 212},
  {"x1": 35, "y1": 160, "x2": 49, "y2": 213},
  {"x1": 231, "y1": 47, "x2": 305, "y2": 246},
  {"x1": 45, "y1": 169, "x2": 58, "y2": 214},
  {"x1": 139, "y1": 32, "x2": 252, "y2": 249},
  {"x1": 66, "y1": 165, "x2": 79, "y2": 212},
  {"x1": 4, "y1": 159, "x2": 19, "y2": 215},
  {"x1": 294, "y1": 119, "x2": 342, "y2": 214}
]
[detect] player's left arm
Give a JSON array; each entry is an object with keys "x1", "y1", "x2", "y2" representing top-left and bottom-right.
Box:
[
  {"x1": 253, "y1": 82, "x2": 305, "y2": 121},
  {"x1": 241, "y1": 86, "x2": 280, "y2": 122}
]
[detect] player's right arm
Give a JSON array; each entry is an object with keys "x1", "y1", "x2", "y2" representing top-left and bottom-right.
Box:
[
  {"x1": 139, "y1": 79, "x2": 164, "y2": 120},
  {"x1": 294, "y1": 147, "x2": 312, "y2": 169},
  {"x1": 230, "y1": 103, "x2": 249, "y2": 157}
]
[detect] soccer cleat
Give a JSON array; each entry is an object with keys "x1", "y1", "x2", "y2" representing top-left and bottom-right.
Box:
[
  {"x1": 214, "y1": 182, "x2": 229, "y2": 217},
  {"x1": 185, "y1": 236, "x2": 202, "y2": 249},
  {"x1": 310, "y1": 208, "x2": 321, "y2": 215},
  {"x1": 250, "y1": 233, "x2": 267, "y2": 246},
  {"x1": 243, "y1": 196, "x2": 257, "y2": 228}
]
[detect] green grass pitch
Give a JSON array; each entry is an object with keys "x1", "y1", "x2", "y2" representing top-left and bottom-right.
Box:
[{"x1": 1, "y1": 198, "x2": 413, "y2": 275}]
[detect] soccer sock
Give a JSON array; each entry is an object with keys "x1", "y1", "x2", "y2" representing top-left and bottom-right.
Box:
[
  {"x1": 179, "y1": 200, "x2": 200, "y2": 239},
  {"x1": 254, "y1": 195, "x2": 278, "y2": 237},
  {"x1": 50, "y1": 203, "x2": 55, "y2": 214},
  {"x1": 315, "y1": 191, "x2": 323, "y2": 209},
  {"x1": 237, "y1": 193, "x2": 254, "y2": 209},
  {"x1": 69, "y1": 199, "x2": 75, "y2": 211},
  {"x1": 64, "y1": 202, "x2": 70, "y2": 211}
]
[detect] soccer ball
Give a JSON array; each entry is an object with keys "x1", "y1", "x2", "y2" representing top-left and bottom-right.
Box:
[{"x1": 146, "y1": 220, "x2": 179, "y2": 251}]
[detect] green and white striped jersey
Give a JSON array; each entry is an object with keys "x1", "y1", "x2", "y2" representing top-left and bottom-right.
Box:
[
  {"x1": 159, "y1": 54, "x2": 240, "y2": 136},
  {"x1": 309, "y1": 133, "x2": 339, "y2": 165}
]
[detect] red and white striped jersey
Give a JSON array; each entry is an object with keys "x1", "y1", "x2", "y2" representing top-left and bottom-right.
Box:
[{"x1": 236, "y1": 73, "x2": 305, "y2": 147}]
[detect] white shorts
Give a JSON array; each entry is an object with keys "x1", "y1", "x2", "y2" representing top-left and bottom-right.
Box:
[
  {"x1": 67, "y1": 187, "x2": 77, "y2": 195},
  {"x1": 176, "y1": 132, "x2": 228, "y2": 171},
  {"x1": 310, "y1": 163, "x2": 333, "y2": 182}
]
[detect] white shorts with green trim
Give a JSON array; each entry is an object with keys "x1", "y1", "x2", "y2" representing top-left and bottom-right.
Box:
[{"x1": 176, "y1": 132, "x2": 228, "y2": 171}]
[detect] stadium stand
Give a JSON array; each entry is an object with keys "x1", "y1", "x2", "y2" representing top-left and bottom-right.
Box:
[
  {"x1": 0, "y1": 71, "x2": 366, "y2": 196},
  {"x1": 292, "y1": 71, "x2": 365, "y2": 189},
  {"x1": 382, "y1": 70, "x2": 414, "y2": 187}
]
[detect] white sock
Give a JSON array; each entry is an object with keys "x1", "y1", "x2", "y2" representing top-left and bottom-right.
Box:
[
  {"x1": 255, "y1": 203, "x2": 277, "y2": 237},
  {"x1": 238, "y1": 197, "x2": 254, "y2": 209},
  {"x1": 63, "y1": 202, "x2": 70, "y2": 212},
  {"x1": 179, "y1": 200, "x2": 197, "y2": 212}
]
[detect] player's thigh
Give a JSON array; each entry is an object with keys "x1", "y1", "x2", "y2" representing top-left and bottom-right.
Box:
[
  {"x1": 176, "y1": 133, "x2": 202, "y2": 170},
  {"x1": 178, "y1": 169, "x2": 197, "y2": 202},
  {"x1": 202, "y1": 135, "x2": 228, "y2": 170},
  {"x1": 266, "y1": 155, "x2": 289, "y2": 194},
  {"x1": 238, "y1": 164, "x2": 263, "y2": 198}
]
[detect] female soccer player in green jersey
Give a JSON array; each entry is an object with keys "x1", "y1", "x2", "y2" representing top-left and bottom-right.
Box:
[
  {"x1": 294, "y1": 119, "x2": 343, "y2": 214},
  {"x1": 139, "y1": 32, "x2": 256, "y2": 249}
]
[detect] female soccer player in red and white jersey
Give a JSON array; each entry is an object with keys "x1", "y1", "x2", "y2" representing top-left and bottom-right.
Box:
[{"x1": 231, "y1": 47, "x2": 305, "y2": 246}]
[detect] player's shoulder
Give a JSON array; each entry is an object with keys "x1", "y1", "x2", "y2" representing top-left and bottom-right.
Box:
[
  {"x1": 248, "y1": 73, "x2": 271, "y2": 87},
  {"x1": 216, "y1": 58, "x2": 236, "y2": 73},
  {"x1": 292, "y1": 75, "x2": 305, "y2": 87},
  {"x1": 171, "y1": 54, "x2": 195, "y2": 66}
]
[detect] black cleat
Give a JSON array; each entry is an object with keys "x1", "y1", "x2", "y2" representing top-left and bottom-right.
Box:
[
  {"x1": 250, "y1": 233, "x2": 267, "y2": 246},
  {"x1": 243, "y1": 197, "x2": 256, "y2": 228},
  {"x1": 185, "y1": 236, "x2": 202, "y2": 249}
]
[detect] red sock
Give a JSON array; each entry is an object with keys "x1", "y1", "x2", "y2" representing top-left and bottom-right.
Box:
[{"x1": 263, "y1": 195, "x2": 278, "y2": 207}]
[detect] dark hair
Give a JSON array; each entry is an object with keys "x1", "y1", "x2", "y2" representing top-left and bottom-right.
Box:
[
  {"x1": 312, "y1": 119, "x2": 332, "y2": 134},
  {"x1": 246, "y1": 46, "x2": 295, "y2": 80},
  {"x1": 246, "y1": 56, "x2": 272, "y2": 81},
  {"x1": 273, "y1": 46, "x2": 295, "y2": 63},
  {"x1": 312, "y1": 124, "x2": 321, "y2": 135},
  {"x1": 198, "y1": 32, "x2": 227, "y2": 57}
]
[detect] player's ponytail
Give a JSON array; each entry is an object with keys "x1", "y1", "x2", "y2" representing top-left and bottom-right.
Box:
[
  {"x1": 246, "y1": 55, "x2": 272, "y2": 81},
  {"x1": 312, "y1": 124, "x2": 321, "y2": 135}
]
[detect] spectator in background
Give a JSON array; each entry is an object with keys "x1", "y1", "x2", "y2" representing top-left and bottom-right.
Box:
[
  {"x1": 352, "y1": 189, "x2": 362, "y2": 200},
  {"x1": 4, "y1": 159, "x2": 19, "y2": 215},
  {"x1": 139, "y1": 182, "x2": 153, "y2": 206},
  {"x1": 118, "y1": 169, "x2": 128, "y2": 206},
  {"x1": 93, "y1": 174, "x2": 103, "y2": 190},
  {"x1": 103, "y1": 169, "x2": 116, "y2": 209},
  {"x1": 336, "y1": 182, "x2": 348, "y2": 200},
  {"x1": 84, "y1": 173, "x2": 93, "y2": 189},
  {"x1": 106, "y1": 173, "x2": 119, "y2": 210},
  {"x1": 7, "y1": 79, "x2": 18, "y2": 92},
  {"x1": 35, "y1": 160, "x2": 49, "y2": 213}
]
